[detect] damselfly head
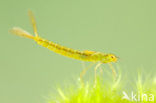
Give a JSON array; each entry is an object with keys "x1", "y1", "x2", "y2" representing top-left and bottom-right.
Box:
[{"x1": 101, "y1": 54, "x2": 118, "y2": 63}]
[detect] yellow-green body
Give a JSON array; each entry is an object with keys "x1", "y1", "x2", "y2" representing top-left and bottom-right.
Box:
[
  {"x1": 35, "y1": 37, "x2": 104, "y2": 62},
  {"x1": 10, "y1": 11, "x2": 118, "y2": 64}
]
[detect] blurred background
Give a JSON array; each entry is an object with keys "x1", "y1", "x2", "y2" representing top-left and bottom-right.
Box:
[{"x1": 0, "y1": 0, "x2": 156, "y2": 103}]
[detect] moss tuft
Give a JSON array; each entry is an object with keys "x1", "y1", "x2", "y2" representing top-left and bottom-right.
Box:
[{"x1": 48, "y1": 72, "x2": 156, "y2": 103}]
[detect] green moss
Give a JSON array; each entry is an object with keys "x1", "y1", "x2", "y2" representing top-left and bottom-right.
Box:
[{"x1": 48, "y1": 72, "x2": 156, "y2": 103}]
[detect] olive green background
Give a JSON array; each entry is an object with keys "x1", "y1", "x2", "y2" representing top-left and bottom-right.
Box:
[{"x1": 0, "y1": 0, "x2": 156, "y2": 103}]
